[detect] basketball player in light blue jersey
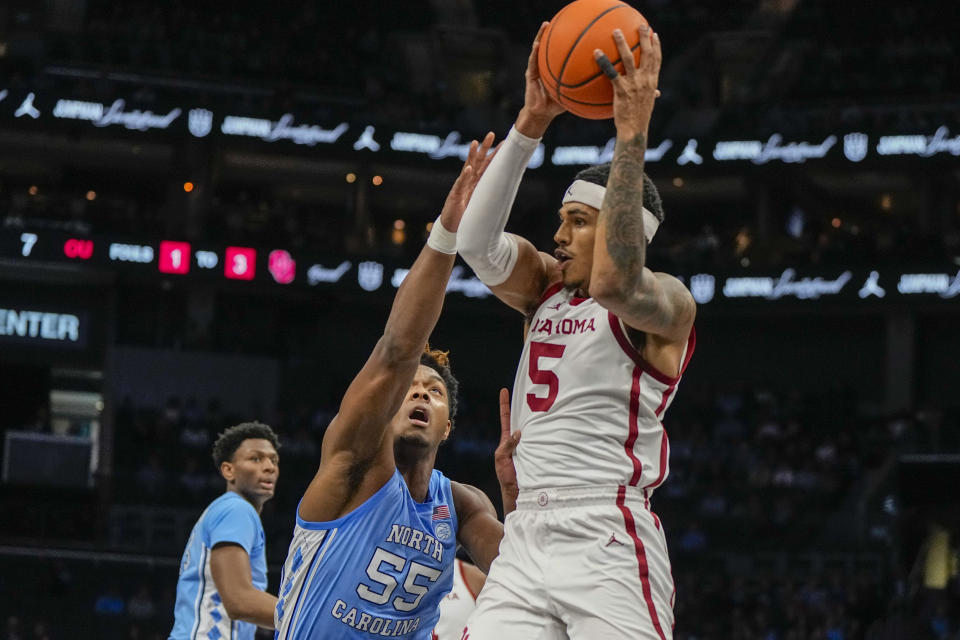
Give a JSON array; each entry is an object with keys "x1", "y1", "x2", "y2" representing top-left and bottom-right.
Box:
[
  {"x1": 274, "y1": 133, "x2": 511, "y2": 639},
  {"x1": 170, "y1": 421, "x2": 281, "y2": 639}
]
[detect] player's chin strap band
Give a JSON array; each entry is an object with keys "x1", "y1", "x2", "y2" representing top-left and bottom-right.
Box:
[{"x1": 562, "y1": 180, "x2": 660, "y2": 243}]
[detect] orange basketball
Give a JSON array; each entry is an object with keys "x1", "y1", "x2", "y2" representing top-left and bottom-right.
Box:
[{"x1": 537, "y1": 0, "x2": 650, "y2": 120}]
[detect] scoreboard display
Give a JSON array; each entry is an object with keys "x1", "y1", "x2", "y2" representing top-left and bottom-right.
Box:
[
  {"x1": 3, "y1": 228, "x2": 960, "y2": 307},
  {"x1": 5, "y1": 229, "x2": 282, "y2": 285},
  {"x1": 0, "y1": 228, "x2": 492, "y2": 299}
]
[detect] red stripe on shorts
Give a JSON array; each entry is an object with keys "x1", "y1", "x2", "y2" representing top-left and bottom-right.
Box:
[
  {"x1": 648, "y1": 511, "x2": 676, "y2": 619},
  {"x1": 617, "y1": 485, "x2": 666, "y2": 640}
]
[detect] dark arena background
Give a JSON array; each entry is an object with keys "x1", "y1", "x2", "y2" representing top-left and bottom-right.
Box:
[{"x1": 1, "y1": 1, "x2": 959, "y2": 638}]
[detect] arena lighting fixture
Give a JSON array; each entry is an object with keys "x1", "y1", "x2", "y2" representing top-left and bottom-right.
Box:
[
  {"x1": 672, "y1": 177, "x2": 684, "y2": 187},
  {"x1": 393, "y1": 219, "x2": 405, "y2": 230},
  {"x1": 372, "y1": 175, "x2": 383, "y2": 186},
  {"x1": 183, "y1": 182, "x2": 195, "y2": 193},
  {"x1": 345, "y1": 172, "x2": 357, "y2": 183},
  {"x1": 28, "y1": 185, "x2": 38, "y2": 195},
  {"x1": 86, "y1": 191, "x2": 96, "y2": 201},
  {"x1": 832, "y1": 218, "x2": 842, "y2": 228}
]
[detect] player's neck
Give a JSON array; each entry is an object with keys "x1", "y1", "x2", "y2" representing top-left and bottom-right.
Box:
[
  {"x1": 399, "y1": 466, "x2": 435, "y2": 502},
  {"x1": 228, "y1": 485, "x2": 265, "y2": 514},
  {"x1": 395, "y1": 453, "x2": 436, "y2": 503}
]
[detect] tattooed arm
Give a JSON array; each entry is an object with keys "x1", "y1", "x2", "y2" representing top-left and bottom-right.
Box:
[{"x1": 590, "y1": 27, "x2": 695, "y2": 348}]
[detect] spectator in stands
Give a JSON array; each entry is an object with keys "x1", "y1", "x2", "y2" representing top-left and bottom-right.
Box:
[
  {"x1": 3, "y1": 616, "x2": 23, "y2": 640},
  {"x1": 176, "y1": 457, "x2": 209, "y2": 502},
  {"x1": 127, "y1": 583, "x2": 157, "y2": 621},
  {"x1": 278, "y1": 427, "x2": 317, "y2": 460},
  {"x1": 29, "y1": 621, "x2": 50, "y2": 640},
  {"x1": 178, "y1": 420, "x2": 209, "y2": 452},
  {"x1": 135, "y1": 455, "x2": 167, "y2": 499},
  {"x1": 94, "y1": 587, "x2": 125, "y2": 616},
  {"x1": 677, "y1": 520, "x2": 708, "y2": 555}
]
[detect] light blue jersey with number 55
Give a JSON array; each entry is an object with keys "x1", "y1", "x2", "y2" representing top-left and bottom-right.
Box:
[{"x1": 275, "y1": 469, "x2": 458, "y2": 639}]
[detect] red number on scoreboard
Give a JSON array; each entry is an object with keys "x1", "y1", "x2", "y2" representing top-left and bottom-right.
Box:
[{"x1": 159, "y1": 241, "x2": 191, "y2": 274}]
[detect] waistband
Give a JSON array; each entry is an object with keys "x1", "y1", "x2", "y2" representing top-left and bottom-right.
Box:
[{"x1": 516, "y1": 485, "x2": 649, "y2": 510}]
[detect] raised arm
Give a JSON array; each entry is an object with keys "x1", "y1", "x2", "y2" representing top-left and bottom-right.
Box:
[
  {"x1": 589, "y1": 28, "x2": 695, "y2": 347},
  {"x1": 299, "y1": 134, "x2": 497, "y2": 522},
  {"x1": 458, "y1": 22, "x2": 565, "y2": 316}
]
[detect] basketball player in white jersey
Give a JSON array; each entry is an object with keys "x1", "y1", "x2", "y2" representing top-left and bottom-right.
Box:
[
  {"x1": 431, "y1": 559, "x2": 485, "y2": 640},
  {"x1": 457, "y1": 24, "x2": 693, "y2": 640}
]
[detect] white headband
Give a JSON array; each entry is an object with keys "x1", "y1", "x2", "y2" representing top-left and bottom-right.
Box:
[{"x1": 561, "y1": 179, "x2": 660, "y2": 242}]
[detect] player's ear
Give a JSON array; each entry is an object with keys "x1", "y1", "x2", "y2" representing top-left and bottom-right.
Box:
[
  {"x1": 441, "y1": 420, "x2": 452, "y2": 442},
  {"x1": 220, "y1": 460, "x2": 235, "y2": 483}
]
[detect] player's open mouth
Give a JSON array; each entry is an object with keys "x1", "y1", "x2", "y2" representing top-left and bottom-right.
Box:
[
  {"x1": 554, "y1": 249, "x2": 572, "y2": 268},
  {"x1": 409, "y1": 406, "x2": 430, "y2": 427}
]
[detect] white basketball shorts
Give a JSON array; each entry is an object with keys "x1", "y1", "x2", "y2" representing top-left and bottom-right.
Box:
[{"x1": 463, "y1": 485, "x2": 674, "y2": 640}]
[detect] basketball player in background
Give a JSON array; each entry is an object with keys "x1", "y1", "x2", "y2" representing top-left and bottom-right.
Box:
[
  {"x1": 170, "y1": 421, "x2": 280, "y2": 639},
  {"x1": 458, "y1": 23, "x2": 694, "y2": 639},
  {"x1": 432, "y1": 558, "x2": 485, "y2": 640},
  {"x1": 273, "y1": 134, "x2": 510, "y2": 639}
]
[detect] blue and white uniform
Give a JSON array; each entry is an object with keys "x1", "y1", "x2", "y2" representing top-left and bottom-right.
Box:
[
  {"x1": 170, "y1": 492, "x2": 268, "y2": 640},
  {"x1": 275, "y1": 469, "x2": 458, "y2": 639}
]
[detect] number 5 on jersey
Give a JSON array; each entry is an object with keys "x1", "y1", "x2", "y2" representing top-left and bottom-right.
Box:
[{"x1": 526, "y1": 341, "x2": 566, "y2": 412}]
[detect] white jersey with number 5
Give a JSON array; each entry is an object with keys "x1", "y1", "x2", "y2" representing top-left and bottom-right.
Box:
[{"x1": 511, "y1": 283, "x2": 695, "y2": 493}]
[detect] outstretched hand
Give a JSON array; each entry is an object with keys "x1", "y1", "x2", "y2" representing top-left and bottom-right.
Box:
[
  {"x1": 593, "y1": 26, "x2": 662, "y2": 140},
  {"x1": 494, "y1": 388, "x2": 521, "y2": 513},
  {"x1": 438, "y1": 132, "x2": 497, "y2": 232},
  {"x1": 516, "y1": 21, "x2": 566, "y2": 138}
]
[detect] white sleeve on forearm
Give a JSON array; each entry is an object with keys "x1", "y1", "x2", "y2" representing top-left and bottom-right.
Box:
[{"x1": 458, "y1": 126, "x2": 540, "y2": 286}]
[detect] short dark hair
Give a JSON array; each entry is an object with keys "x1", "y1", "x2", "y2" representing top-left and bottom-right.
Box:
[
  {"x1": 572, "y1": 163, "x2": 665, "y2": 224},
  {"x1": 211, "y1": 421, "x2": 280, "y2": 468},
  {"x1": 420, "y1": 344, "x2": 459, "y2": 428}
]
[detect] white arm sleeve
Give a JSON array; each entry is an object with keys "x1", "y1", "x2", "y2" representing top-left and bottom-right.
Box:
[{"x1": 457, "y1": 126, "x2": 540, "y2": 286}]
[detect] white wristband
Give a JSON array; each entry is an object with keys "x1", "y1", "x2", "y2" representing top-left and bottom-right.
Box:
[{"x1": 427, "y1": 216, "x2": 457, "y2": 255}]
